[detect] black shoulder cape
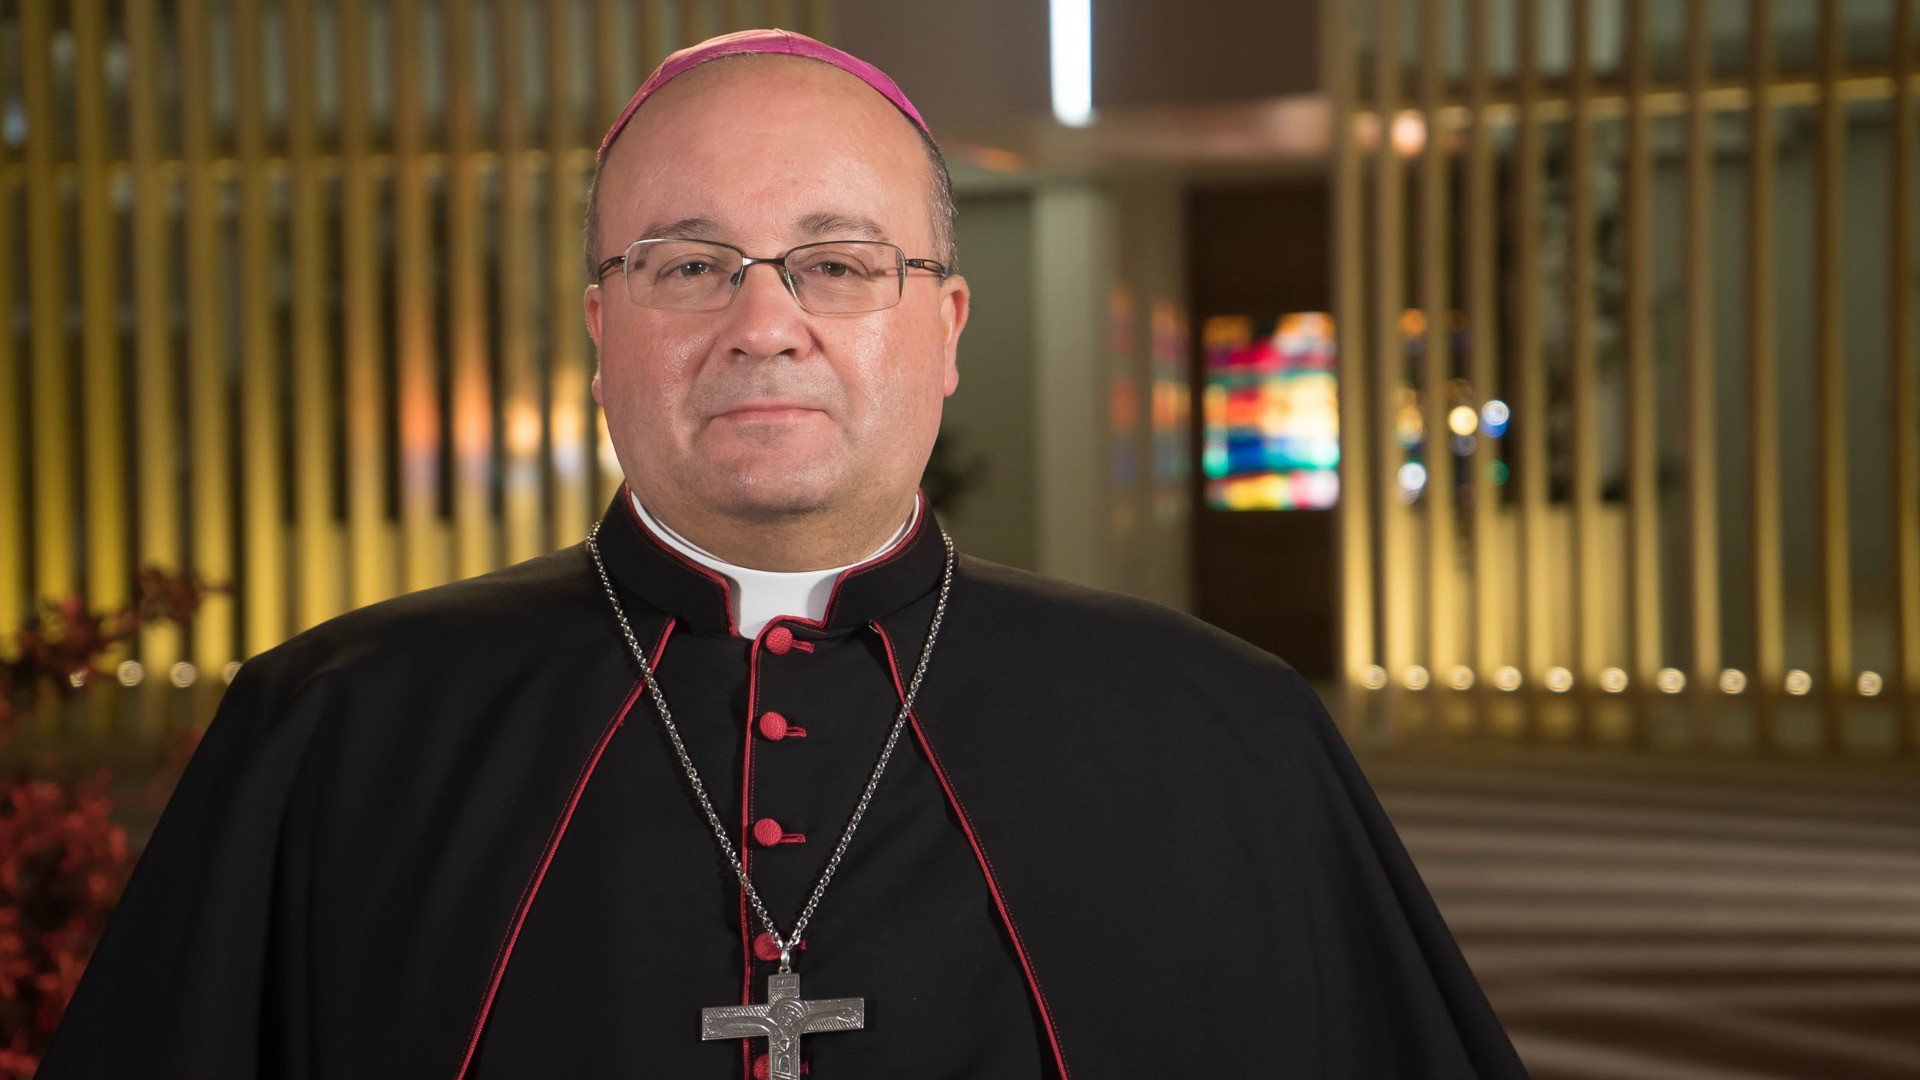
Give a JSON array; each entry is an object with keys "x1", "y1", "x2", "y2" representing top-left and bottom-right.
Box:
[{"x1": 41, "y1": 489, "x2": 1525, "y2": 1079}]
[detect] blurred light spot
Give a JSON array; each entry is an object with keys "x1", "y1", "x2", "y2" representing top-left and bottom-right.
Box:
[
  {"x1": 67, "y1": 670, "x2": 88, "y2": 689},
  {"x1": 1397, "y1": 461, "x2": 1427, "y2": 502},
  {"x1": 1403, "y1": 665, "x2": 1431, "y2": 690},
  {"x1": 1656, "y1": 667, "x2": 1687, "y2": 693},
  {"x1": 169, "y1": 662, "x2": 198, "y2": 688},
  {"x1": 1451, "y1": 434, "x2": 1476, "y2": 458},
  {"x1": 1545, "y1": 667, "x2": 1573, "y2": 693},
  {"x1": 1399, "y1": 308, "x2": 1427, "y2": 339},
  {"x1": 1490, "y1": 460, "x2": 1510, "y2": 485},
  {"x1": 1481, "y1": 399, "x2": 1510, "y2": 437},
  {"x1": 1049, "y1": 0, "x2": 1094, "y2": 127},
  {"x1": 1448, "y1": 405, "x2": 1478, "y2": 437},
  {"x1": 222, "y1": 661, "x2": 243, "y2": 685},
  {"x1": 1719, "y1": 668, "x2": 1748, "y2": 694},
  {"x1": 1494, "y1": 666, "x2": 1523, "y2": 691},
  {"x1": 1784, "y1": 669, "x2": 1812, "y2": 696},
  {"x1": 1390, "y1": 110, "x2": 1426, "y2": 156},
  {"x1": 116, "y1": 661, "x2": 145, "y2": 687},
  {"x1": 1857, "y1": 671, "x2": 1883, "y2": 697},
  {"x1": 1448, "y1": 666, "x2": 1475, "y2": 690},
  {"x1": 1360, "y1": 665, "x2": 1389, "y2": 690},
  {"x1": 1599, "y1": 667, "x2": 1628, "y2": 693}
]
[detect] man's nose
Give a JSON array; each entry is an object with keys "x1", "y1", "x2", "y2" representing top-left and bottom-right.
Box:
[{"x1": 719, "y1": 261, "x2": 809, "y2": 358}]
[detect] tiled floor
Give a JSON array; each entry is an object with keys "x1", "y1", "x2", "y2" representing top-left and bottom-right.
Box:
[{"x1": 1357, "y1": 741, "x2": 1920, "y2": 1080}]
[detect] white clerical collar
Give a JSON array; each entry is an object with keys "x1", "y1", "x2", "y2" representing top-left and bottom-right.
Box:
[{"x1": 629, "y1": 491, "x2": 920, "y2": 639}]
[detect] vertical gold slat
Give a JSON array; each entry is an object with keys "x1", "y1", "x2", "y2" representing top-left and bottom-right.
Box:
[
  {"x1": 592, "y1": 0, "x2": 631, "y2": 129},
  {"x1": 446, "y1": 0, "x2": 496, "y2": 579},
  {"x1": 233, "y1": 0, "x2": 286, "y2": 657},
  {"x1": 126, "y1": 0, "x2": 182, "y2": 669},
  {"x1": 1514, "y1": 0, "x2": 1551, "y2": 684},
  {"x1": 1891, "y1": 0, "x2": 1920, "y2": 736},
  {"x1": 1683, "y1": 0, "x2": 1721, "y2": 703},
  {"x1": 1812, "y1": 0, "x2": 1852, "y2": 739},
  {"x1": 680, "y1": 0, "x2": 705, "y2": 45},
  {"x1": 1327, "y1": 0, "x2": 1373, "y2": 690},
  {"x1": 392, "y1": 0, "x2": 445, "y2": 592},
  {"x1": 286, "y1": 0, "x2": 338, "y2": 631},
  {"x1": 178, "y1": 0, "x2": 235, "y2": 669},
  {"x1": 21, "y1": 0, "x2": 74, "y2": 604},
  {"x1": 548, "y1": 0, "x2": 592, "y2": 543},
  {"x1": 1748, "y1": 0, "x2": 1784, "y2": 741},
  {"x1": 1624, "y1": 0, "x2": 1660, "y2": 695},
  {"x1": 1567, "y1": 0, "x2": 1600, "y2": 693},
  {"x1": 1374, "y1": 0, "x2": 1413, "y2": 688},
  {"x1": 0, "y1": 64, "x2": 19, "y2": 636},
  {"x1": 1418, "y1": 0, "x2": 1455, "y2": 685},
  {"x1": 804, "y1": 0, "x2": 833, "y2": 41},
  {"x1": 1464, "y1": 0, "x2": 1499, "y2": 682},
  {"x1": 73, "y1": 0, "x2": 129, "y2": 626},
  {"x1": 498, "y1": 0, "x2": 545, "y2": 562},
  {"x1": 338, "y1": 0, "x2": 389, "y2": 608}
]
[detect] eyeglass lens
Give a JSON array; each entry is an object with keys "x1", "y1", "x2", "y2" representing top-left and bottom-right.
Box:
[{"x1": 621, "y1": 239, "x2": 904, "y2": 314}]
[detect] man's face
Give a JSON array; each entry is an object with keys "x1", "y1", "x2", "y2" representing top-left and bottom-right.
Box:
[{"x1": 585, "y1": 56, "x2": 968, "y2": 529}]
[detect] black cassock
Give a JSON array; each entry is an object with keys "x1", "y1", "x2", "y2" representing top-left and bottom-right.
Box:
[{"x1": 42, "y1": 488, "x2": 1526, "y2": 1080}]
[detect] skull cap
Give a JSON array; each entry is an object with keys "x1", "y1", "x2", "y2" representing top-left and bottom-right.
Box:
[{"x1": 596, "y1": 28, "x2": 928, "y2": 165}]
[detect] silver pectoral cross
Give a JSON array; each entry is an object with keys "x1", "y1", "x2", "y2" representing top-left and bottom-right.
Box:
[{"x1": 701, "y1": 971, "x2": 865, "y2": 1080}]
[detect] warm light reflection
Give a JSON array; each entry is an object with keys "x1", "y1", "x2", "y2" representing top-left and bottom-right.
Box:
[
  {"x1": 1447, "y1": 405, "x2": 1478, "y2": 437},
  {"x1": 507, "y1": 405, "x2": 543, "y2": 458},
  {"x1": 1857, "y1": 671, "x2": 1884, "y2": 697},
  {"x1": 1494, "y1": 666, "x2": 1523, "y2": 691},
  {"x1": 1784, "y1": 670, "x2": 1813, "y2": 696},
  {"x1": 222, "y1": 661, "x2": 243, "y2": 685},
  {"x1": 1599, "y1": 668, "x2": 1628, "y2": 693},
  {"x1": 1656, "y1": 668, "x2": 1687, "y2": 694},
  {"x1": 552, "y1": 400, "x2": 587, "y2": 480},
  {"x1": 169, "y1": 662, "x2": 198, "y2": 688},
  {"x1": 116, "y1": 660, "x2": 145, "y2": 687},
  {"x1": 1403, "y1": 665, "x2": 1431, "y2": 690},
  {"x1": 1545, "y1": 667, "x2": 1574, "y2": 693},
  {"x1": 1360, "y1": 665, "x2": 1389, "y2": 690},
  {"x1": 1719, "y1": 669, "x2": 1748, "y2": 694},
  {"x1": 1448, "y1": 666, "x2": 1475, "y2": 690},
  {"x1": 1390, "y1": 110, "x2": 1426, "y2": 156}
]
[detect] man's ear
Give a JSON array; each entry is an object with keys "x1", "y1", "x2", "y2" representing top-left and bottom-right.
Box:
[
  {"x1": 586, "y1": 284, "x2": 605, "y2": 405},
  {"x1": 584, "y1": 282, "x2": 605, "y2": 348},
  {"x1": 939, "y1": 274, "x2": 970, "y2": 398}
]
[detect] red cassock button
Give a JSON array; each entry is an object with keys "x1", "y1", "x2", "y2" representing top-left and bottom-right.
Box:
[
  {"x1": 764, "y1": 625, "x2": 794, "y2": 654},
  {"x1": 752, "y1": 817, "x2": 789, "y2": 848},
  {"x1": 758, "y1": 711, "x2": 789, "y2": 740}
]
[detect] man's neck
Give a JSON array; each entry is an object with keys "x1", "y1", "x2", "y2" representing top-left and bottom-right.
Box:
[{"x1": 630, "y1": 491, "x2": 920, "y2": 572}]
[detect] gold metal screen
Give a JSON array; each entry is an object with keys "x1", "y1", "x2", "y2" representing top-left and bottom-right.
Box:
[
  {"x1": 0, "y1": 0, "x2": 832, "y2": 684},
  {"x1": 1328, "y1": 0, "x2": 1919, "y2": 750}
]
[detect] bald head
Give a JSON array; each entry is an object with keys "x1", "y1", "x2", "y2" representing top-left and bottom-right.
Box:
[{"x1": 583, "y1": 53, "x2": 955, "y2": 280}]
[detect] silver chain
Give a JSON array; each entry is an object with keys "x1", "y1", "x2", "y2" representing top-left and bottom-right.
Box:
[{"x1": 585, "y1": 520, "x2": 955, "y2": 972}]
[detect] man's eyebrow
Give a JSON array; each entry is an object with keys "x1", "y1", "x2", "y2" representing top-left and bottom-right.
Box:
[
  {"x1": 640, "y1": 216, "x2": 727, "y2": 240},
  {"x1": 795, "y1": 212, "x2": 890, "y2": 242}
]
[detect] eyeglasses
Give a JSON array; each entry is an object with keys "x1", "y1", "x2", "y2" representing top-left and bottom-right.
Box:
[{"x1": 594, "y1": 238, "x2": 951, "y2": 315}]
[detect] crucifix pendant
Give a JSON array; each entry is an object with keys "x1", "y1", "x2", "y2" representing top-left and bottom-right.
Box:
[{"x1": 701, "y1": 970, "x2": 865, "y2": 1080}]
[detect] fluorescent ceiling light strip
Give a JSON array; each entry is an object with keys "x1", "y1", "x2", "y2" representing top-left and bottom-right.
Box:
[{"x1": 1050, "y1": 0, "x2": 1093, "y2": 127}]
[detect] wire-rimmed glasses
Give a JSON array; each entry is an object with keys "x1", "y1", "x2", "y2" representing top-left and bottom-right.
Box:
[{"x1": 594, "y1": 238, "x2": 950, "y2": 315}]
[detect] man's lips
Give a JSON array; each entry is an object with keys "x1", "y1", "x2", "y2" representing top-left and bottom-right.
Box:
[{"x1": 714, "y1": 403, "x2": 823, "y2": 422}]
